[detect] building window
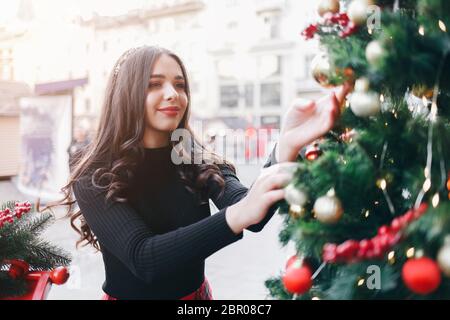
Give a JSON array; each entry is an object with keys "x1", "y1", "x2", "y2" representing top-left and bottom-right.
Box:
[
  {"x1": 261, "y1": 115, "x2": 280, "y2": 129},
  {"x1": 244, "y1": 84, "x2": 254, "y2": 107},
  {"x1": 259, "y1": 10, "x2": 281, "y2": 40},
  {"x1": 260, "y1": 82, "x2": 281, "y2": 107},
  {"x1": 220, "y1": 85, "x2": 239, "y2": 108},
  {"x1": 225, "y1": 0, "x2": 238, "y2": 8},
  {"x1": 260, "y1": 55, "x2": 281, "y2": 79},
  {"x1": 216, "y1": 58, "x2": 236, "y2": 80}
]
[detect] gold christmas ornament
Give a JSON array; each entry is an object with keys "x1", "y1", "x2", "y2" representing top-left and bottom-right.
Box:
[
  {"x1": 289, "y1": 204, "x2": 306, "y2": 219},
  {"x1": 340, "y1": 129, "x2": 357, "y2": 142},
  {"x1": 365, "y1": 40, "x2": 385, "y2": 65},
  {"x1": 437, "y1": 237, "x2": 450, "y2": 277},
  {"x1": 284, "y1": 183, "x2": 308, "y2": 207},
  {"x1": 411, "y1": 84, "x2": 434, "y2": 99},
  {"x1": 310, "y1": 53, "x2": 334, "y2": 87},
  {"x1": 318, "y1": 0, "x2": 340, "y2": 17},
  {"x1": 313, "y1": 189, "x2": 343, "y2": 224},
  {"x1": 348, "y1": 0, "x2": 372, "y2": 26}
]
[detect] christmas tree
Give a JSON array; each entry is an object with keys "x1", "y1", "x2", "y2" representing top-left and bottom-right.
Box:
[
  {"x1": 266, "y1": 0, "x2": 450, "y2": 299},
  {"x1": 0, "y1": 201, "x2": 71, "y2": 299}
]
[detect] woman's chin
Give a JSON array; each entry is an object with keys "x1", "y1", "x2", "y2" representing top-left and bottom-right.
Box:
[{"x1": 154, "y1": 123, "x2": 180, "y2": 133}]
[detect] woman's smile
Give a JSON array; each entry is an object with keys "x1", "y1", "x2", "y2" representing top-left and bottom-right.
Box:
[{"x1": 157, "y1": 106, "x2": 181, "y2": 117}]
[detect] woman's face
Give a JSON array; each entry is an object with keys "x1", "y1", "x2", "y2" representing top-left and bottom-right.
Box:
[{"x1": 144, "y1": 54, "x2": 188, "y2": 140}]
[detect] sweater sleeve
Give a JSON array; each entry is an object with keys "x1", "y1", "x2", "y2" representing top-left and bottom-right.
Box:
[
  {"x1": 211, "y1": 143, "x2": 279, "y2": 232},
  {"x1": 73, "y1": 176, "x2": 243, "y2": 283}
]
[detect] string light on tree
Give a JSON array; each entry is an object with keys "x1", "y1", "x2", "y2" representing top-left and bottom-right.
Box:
[
  {"x1": 438, "y1": 20, "x2": 446, "y2": 32},
  {"x1": 418, "y1": 25, "x2": 425, "y2": 35}
]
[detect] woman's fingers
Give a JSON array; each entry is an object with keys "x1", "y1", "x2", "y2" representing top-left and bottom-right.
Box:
[
  {"x1": 335, "y1": 81, "x2": 353, "y2": 106},
  {"x1": 262, "y1": 172, "x2": 294, "y2": 191},
  {"x1": 292, "y1": 98, "x2": 316, "y2": 113},
  {"x1": 263, "y1": 189, "x2": 286, "y2": 206},
  {"x1": 259, "y1": 162, "x2": 299, "y2": 180}
]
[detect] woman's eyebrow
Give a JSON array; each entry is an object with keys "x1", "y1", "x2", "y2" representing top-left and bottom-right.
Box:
[{"x1": 150, "y1": 74, "x2": 185, "y2": 80}]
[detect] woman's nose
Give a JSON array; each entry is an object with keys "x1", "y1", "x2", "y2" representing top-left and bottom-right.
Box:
[{"x1": 164, "y1": 84, "x2": 178, "y2": 101}]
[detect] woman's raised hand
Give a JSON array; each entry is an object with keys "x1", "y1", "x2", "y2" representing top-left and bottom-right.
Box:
[
  {"x1": 225, "y1": 162, "x2": 298, "y2": 234},
  {"x1": 276, "y1": 82, "x2": 352, "y2": 162}
]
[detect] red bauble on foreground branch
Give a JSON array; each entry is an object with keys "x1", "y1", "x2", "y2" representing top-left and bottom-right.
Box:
[
  {"x1": 402, "y1": 257, "x2": 441, "y2": 295},
  {"x1": 282, "y1": 257, "x2": 313, "y2": 295},
  {"x1": 7, "y1": 260, "x2": 30, "y2": 279},
  {"x1": 323, "y1": 203, "x2": 428, "y2": 263},
  {"x1": 49, "y1": 266, "x2": 70, "y2": 285}
]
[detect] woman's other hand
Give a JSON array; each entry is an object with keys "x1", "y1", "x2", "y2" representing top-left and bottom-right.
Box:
[
  {"x1": 225, "y1": 162, "x2": 298, "y2": 234},
  {"x1": 277, "y1": 82, "x2": 352, "y2": 162}
]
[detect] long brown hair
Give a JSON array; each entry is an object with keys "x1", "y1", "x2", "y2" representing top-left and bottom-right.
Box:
[{"x1": 53, "y1": 46, "x2": 235, "y2": 250}]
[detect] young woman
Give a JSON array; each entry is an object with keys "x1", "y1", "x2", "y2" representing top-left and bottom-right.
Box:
[{"x1": 60, "y1": 46, "x2": 348, "y2": 300}]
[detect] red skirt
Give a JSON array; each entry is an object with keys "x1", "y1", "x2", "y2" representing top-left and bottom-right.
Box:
[{"x1": 101, "y1": 278, "x2": 213, "y2": 300}]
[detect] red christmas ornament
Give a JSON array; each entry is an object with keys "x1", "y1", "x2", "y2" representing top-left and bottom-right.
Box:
[
  {"x1": 285, "y1": 255, "x2": 302, "y2": 270},
  {"x1": 49, "y1": 266, "x2": 70, "y2": 285},
  {"x1": 305, "y1": 144, "x2": 322, "y2": 161},
  {"x1": 7, "y1": 260, "x2": 30, "y2": 279},
  {"x1": 282, "y1": 262, "x2": 313, "y2": 295},
  {"x1": 402, "y1": 257, "x2": 441, "y2": 295}
]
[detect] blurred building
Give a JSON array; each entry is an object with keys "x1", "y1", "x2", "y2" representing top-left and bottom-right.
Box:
[
  {"x1": 75, "y1": 0, "x2": 324, "y2": 143},
  {"x1": 0, "y1": 80, "x2": 31, "y2": 177},
  {"x1": 1, "y1": 0, "x2": 325, "y2": 167}
]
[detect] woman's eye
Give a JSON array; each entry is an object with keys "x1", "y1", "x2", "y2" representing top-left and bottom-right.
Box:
[
  {"x1": 176, "y1": 83, "x2": 186, "y2": 89},
  {"x1": 148, "y1": 82, "x2": 161, "y2": 88}
]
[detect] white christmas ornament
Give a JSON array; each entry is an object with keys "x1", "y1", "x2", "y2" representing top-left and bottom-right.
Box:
[
  {"x1": 350, "y1": 91, "x2": 381, "y2": 117},
  {"x1": 284, "y1": 183, "x2": 308, "y2": 207},
  {"x1": 348, "y1": 0, "x2": 369, "y2": 25},
  {"x1": 366, "y1": 40, "x2": 385, "y2": 65},
  {"x1": 313, "y1": 189, "x2": 343, "y2": 224}
]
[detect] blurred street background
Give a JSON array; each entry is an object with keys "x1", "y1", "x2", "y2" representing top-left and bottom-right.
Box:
[{"x1": 0, "y1": 0, "x2": 323, "y2": 299}]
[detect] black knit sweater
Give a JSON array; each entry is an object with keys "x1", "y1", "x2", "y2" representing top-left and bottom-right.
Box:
[{"x1": 73, "y1": 144, "x2": 277, "y2": 299}]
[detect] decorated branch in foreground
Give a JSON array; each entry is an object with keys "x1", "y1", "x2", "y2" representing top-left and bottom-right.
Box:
[{"x1": 0, "y1": 201, "x2": 71, "y2": 299}]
